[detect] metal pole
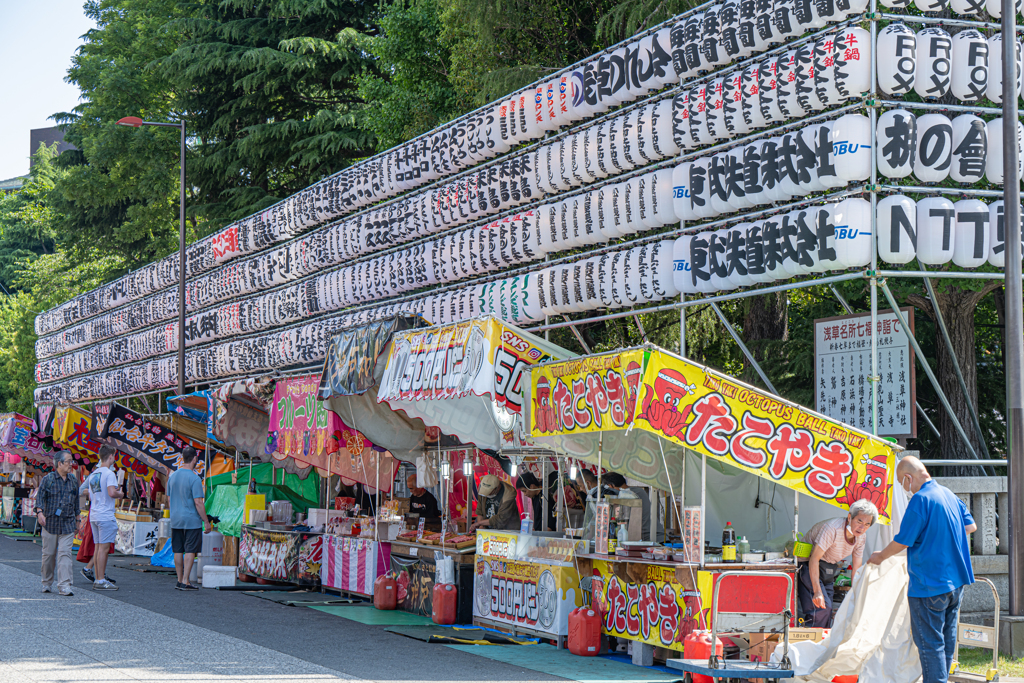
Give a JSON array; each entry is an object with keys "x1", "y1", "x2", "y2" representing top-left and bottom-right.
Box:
[
  {"x1": 877, "y1": 281, "x2": 987, "y2": 470},
  {"x1": 917, "y1": 404, "x2": 941, "y2": 439},
  {"x1": 709, "y1": 302, "x2": 778, "y2": 394},
  {"x1": 921, "y1": 268, "x2": 992, "y2": 460},
  {"x1": 1003, "y1": 0, "x2": 1024, "y2": 616},
  {"x1": 869, "y1": 4, "x2": 879, "y2": 438},
  {"x1": 178, "y1": 121, "x2": 187, "y2": 398},
  {"x1": 542, "y1": 457, "x2": 549, "y2": 532},
  {"x1": 700, "y1": 453, "x2": 706, "y2": 567},
  {"x1": 680, "y1": 294, "x2": 686, "y2": 357}
]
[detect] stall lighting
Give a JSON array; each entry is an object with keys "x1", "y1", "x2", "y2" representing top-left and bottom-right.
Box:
[
  {"x1": 463, "y1": 459, "x2": 473, "y2": 476},
  {"x1": 569, "y1": 461, "x2": 578, "y2": 480},
  {"x1": 440, "y1": 460, "x2": 451, "y2": 479},
  {"x1": 510, "y1": 462, "x2": 518, "y2": 477}
]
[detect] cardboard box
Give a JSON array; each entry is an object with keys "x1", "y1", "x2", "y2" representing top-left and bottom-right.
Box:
[{"x1": 747, "y1": 633, "x2": 781, "y2": 664}]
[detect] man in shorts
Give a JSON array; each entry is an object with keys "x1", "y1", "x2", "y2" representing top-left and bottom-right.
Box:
[
  {"x1": 87, "y1": 445, "x2": 125, "y2": 590},
  {"x1": 167, "y1": 446, "x2": 211, "y2": 590}
]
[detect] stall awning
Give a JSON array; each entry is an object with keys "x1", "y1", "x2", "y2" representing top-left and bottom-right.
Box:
[
  {"x1": 525, "y1": 347, "x2": 900, "y2": 522},
  {"x1": 51, "y1": 405, "x2": 160, "y2": 480},
  {"x1": 376, "y1": 316, "x2": 575, "y2": 451},
  {"x1": 0, "y1": 412, "x2": 59, "y2": 466}
]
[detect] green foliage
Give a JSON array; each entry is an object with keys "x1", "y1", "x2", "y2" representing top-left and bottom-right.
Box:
[
  {"x1": 0, "y1": 145, "x2": 60, "y2": 292},
  {"x1": 162, "y1": 0, "x2": 379, "y2": 225},
  {"x1": 595, "y1": 0, "x2": 696, "y2": 45},
  {"x1": 356, "y1": 0, "x2": 463, "y2": 152}
]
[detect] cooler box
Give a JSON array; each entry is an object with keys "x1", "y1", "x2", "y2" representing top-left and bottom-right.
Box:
[{"x1": 202, "y1": 565, "x2": 237, "y2": 589}]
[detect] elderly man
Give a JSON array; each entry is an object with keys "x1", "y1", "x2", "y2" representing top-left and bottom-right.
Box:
[
  {"x1": 35, "y1": 451, "x2": 80, "y2": 596},
  {"x1": 869, "y1": 455, "x2": 976, "y2": 683}
]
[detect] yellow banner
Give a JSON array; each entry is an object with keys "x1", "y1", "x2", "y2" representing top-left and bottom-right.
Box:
[
  {"x1": 53, "y1": 406, "x2": 155, "y2": 481},
  {"x1": 635, "y1": 351, "x2": 896, "y2": 522},
  {"x1": 530, "y1": 349, "x2": 647, "y2": 435}
]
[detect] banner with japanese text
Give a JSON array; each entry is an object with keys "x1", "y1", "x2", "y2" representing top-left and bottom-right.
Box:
[
  {"x1": 52, "y1": 405, "x2": 156, "y2": 480},
  {"x1": 100, "y1": 403, "x2": 200, "y2": 478},
  {"x1": 635, "y1": 350, "x2": 897, "y2": 522},
  {"x1": 529, "y1": 349, "x2": 647, "y2": 435}
]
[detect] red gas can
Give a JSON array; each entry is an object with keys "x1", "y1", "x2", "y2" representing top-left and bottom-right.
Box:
[
  {"x1": 683, "y1": 631, "x2": 723, "y2": 683},
  {"x1": 373, "y1": 575, "x2": 398, "y2": 610},
  {"x1": 432, "y1": 583, "x2": 458, "y2": 625},
  {"x1": 568, "y1": 607, "x2": 602, "y2": 656}
]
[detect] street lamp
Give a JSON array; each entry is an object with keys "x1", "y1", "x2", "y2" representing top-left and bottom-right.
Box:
[{"x1": 117, "y1": 116, "x2": 187, "y2": 397}]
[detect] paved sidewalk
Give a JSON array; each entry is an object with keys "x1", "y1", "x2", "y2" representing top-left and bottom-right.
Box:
[{"x1": 0, "y1": 561, "x2": 359, "y2": 683}]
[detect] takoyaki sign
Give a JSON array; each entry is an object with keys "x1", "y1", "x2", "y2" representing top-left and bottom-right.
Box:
[{"x1": 529, "y1": 348, "x2": 898, "y2": 521}]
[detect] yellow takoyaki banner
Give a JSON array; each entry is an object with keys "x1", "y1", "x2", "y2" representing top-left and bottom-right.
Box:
[
  {"x1": 530, "y1": 348, "x2": 898, "y2": 522},
  {"x1": 530, "y1": 349, "x2": 648, "y2": 435}
]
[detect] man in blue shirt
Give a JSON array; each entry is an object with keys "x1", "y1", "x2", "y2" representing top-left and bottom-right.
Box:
[
  {"x1": 869, "y1": 455, "x2": 976, "y2": 683},
  {"x1": 167, "y1": 447, "x2": 211, "y2": 590}
]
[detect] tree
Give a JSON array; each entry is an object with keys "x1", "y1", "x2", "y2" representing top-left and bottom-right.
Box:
[
  {"x1": 162, "y1": 0, "x2": 379, "y2": 225},
  {"x1": 356, "y1": 0, "x2": 463, "y2": 152},
  {"x1": 0, "y1": 144, "x2": 60, "y2": 291}
]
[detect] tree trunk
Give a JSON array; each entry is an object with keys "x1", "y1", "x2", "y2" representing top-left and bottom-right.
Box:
[
  {"x1": 742, "y1": 292, "x2": 788, "y2": 384},
  {"x1": 907, "y1": 283, "x2": 1000, "y2": 476}
]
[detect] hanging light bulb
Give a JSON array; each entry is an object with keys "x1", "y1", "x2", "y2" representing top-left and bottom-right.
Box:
[
  {"x1": 510, "y1": 461, "x2": 518, "y2": 477},
  {"x1": 440, "y1": 459, "x2": 451, "y2": 479},
  {"x1": 569, "y1": 460, "x2": 578, "y2": 480},
  {"x1": 463, "y1": 459, "x2": 473, "y2": 476}
]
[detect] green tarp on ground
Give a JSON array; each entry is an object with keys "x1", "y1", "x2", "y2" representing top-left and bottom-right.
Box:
[{"x1": 205, "y1": 463, "x2": 320, "y2": 537}]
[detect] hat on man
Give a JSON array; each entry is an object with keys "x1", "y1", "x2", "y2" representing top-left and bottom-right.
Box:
[{"x1": 478, "y1": 474, "x2": 501, "y2": 498}]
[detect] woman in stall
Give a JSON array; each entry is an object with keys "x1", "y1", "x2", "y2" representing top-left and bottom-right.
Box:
[{"x1": 797, "y1": 499, "x2": 878, "y2": 627}]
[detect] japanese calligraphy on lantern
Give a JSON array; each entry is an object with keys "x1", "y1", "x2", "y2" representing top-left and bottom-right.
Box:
[
  {"x1": 814, "y1": 309, "x2": 916, "y2": 439},
  {"x1": 530, "y1": 349, "x2": 647, "y2": 435},
  {"x1": 634, "y1": 351, "x2": 897, "y2": 521}
]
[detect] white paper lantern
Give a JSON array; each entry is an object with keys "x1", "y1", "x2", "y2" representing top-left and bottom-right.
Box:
[
  {"x1": 596, "y1": 252, "x2": 617, "y2": 307},
  {"x1": 730, "y1": 147, "x2": 755, "y2": 209},
  {"x1": 598, "y1": 185, "x2": 621, "y2": 240},
  {"x1": 775, "y1": 51, "x2": 802, "y2": 119},
  {"x1": 877, "y1": 109, "x2": 917, "y2": 178},
  {"x1": 673, "y1": 235, "x2": 697, "y2": 293},
  {"x1": 651, "y1": 27, "x2": 678, "y2": 88},
  {"x1": 915, "y1": 28, "x2": 952, "y2": 100},
  {"x1": 651, "y1": 98, "x2": 680, "y2": 158},
  {"x1": 706, "y1": 78, "x2": 729, "y2": 141},
  {"x1": 682, "y1": 13, "x2": 708, "y2": 76},
  {"x1": 744, "y1": 221, "x2": 770, "y2": 283},
  {"x1": 988, "y1": 201, "x2": 1024, "y2": 267},
  {"x1": 689, "y1": 158, "x2": 718, "y2": 219},
  {"x1": 831, "y1": 114, "x2": 872, "y2": 181},
  {"x1": 610, "y1": 251, "x2": 630, "y2": 306},
  {"x1": 706, "y1": 229, "x2": 734, "y2": 291},
  {"x1": 915, "y1": 0, "x2": 948, "y2": 13},
  {"x1": 915, "y1": 113, "x2": 952, "y2": 183},
  {"x1": 759, "y1": 138, "x2": 791, "y2": 203},
  {"x1": 759, "y1": 215, "x2": 787, "y2": 280},
  {"x1": 702, "y1": 5, "x2": 730, "y2": 67},
  {"x1": 623, "y1": 247, "x2": 649, "y2": 304},
  {"x1": 813, "y1": 34, "x2": 843, "y2": 106},
  {"x1": 986, "y1": 34, "x2": 1023, "y2": 104},
  {"x1": 833, "y1": 198, "x2": 872, "y2": 268},
  {"x1": 743, "y1": 143, "x2": 767, "y2": 206},
  {"x1": 798, "y1": 126, "x2": 827, "y2": 194},
  {"x1": 951, "y1": 0, "x2": 982, "y2": 12},
  {"x1": 672, "y1": 94, "x2": 697, "y2": 152},
  {"x1": 709, "y1": 152, "x2": 733, "y2": 215},
  {"x1": 651, "y1": 168, "x2": 679, "y2": 227},
  {"x1": 794, "y1": 0, "x2": 825, "y2": 29},
  {"x1": 915, "y1": 197, "x2": 956, "y2": 265},
  {"x1": 987, "y1": 117, "x2": 1024, "y2": 184},
  {"x1": 724, "y1": 71, "x2": 749, "y2": 137},
  {"x1": 949, "y1": 114, "x2": 987, "y2": 184},
  {"x1": 813, "y1": 122, "x2": 845, "y2": 189},
  {"x1": 953, "y1": 199, "x2": 991, "y2": 268},
  {"x1": 688, "y1": 85, "x2": 715, "y2": 147},
  {"x1": 671, "y1": 19, "x2": 690, "y2": 80},
  {"x1": 740, "y1": 64, "x2": 766, "y2": 130},
  {"x1": 833, "y1": 28, "x2": 870, "y2": 99},
  {"x1": 986, "y1": 0, "x2": 1022, "y2": 19},
  {"x1": 726, "y1": 224, "x2": 755, "y2": 287},
  {"x1": 951, "y1": 30, "x2": 988, "y2": 103},
  {"x1": 754, "y1": 0, "x2": 781, "y2": 49},
  {"x1": 795, "y1": 43, "x2": 825, "y2": 113},
  {"x1": 757, "y1": 57, "x2": 785, "y2": 124},
  {"x1": 877, "y1": 195, "x2": 918, "y2": 264},
  {"x1": 719, "y1": 0, "x2": 741, "y2": 61},
  {"x1": 776, "y1": 133, "x2": 802, "y2": 198},
  {"x1": 673, "y1": 162, "x2": 697, "y2": 222},
  {"x1": 813, "y1": 205, "x2": 840, "y2": 273},
  {"x1": 773, "y1": 0, "x2": 801, "y2": 39}
]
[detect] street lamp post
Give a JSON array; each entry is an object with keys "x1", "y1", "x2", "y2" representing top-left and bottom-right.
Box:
[{"x1": 116, "y1": 116, "x2": 187, "y2": 397}]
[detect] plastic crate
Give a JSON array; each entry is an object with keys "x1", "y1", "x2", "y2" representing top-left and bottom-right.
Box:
[{"x1": 201, "y1": 565, "x2": 237, "y2": 589}]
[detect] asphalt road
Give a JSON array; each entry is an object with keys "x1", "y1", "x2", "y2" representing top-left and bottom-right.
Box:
[{"x1": 0, "y1": 534, "x2": 565, "y2": 683}]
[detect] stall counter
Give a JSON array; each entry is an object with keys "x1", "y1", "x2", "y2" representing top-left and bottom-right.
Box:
[
  {"x1": 238, "y1": 524, "x2": 324, "y2": 586},
  {"x1": 389, "y1": 539, "x2": 474, "y2": 623},
  {"x1": 115, "y1": 519, "x2": 159, "y2": 556},
  {"x1": 322, "y1": 535, "x2": 390, "y2": 597}
]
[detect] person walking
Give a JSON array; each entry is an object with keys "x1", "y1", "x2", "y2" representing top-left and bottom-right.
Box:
[
  {"x1": 167, "y1": 446, "x2": 212, "y2": 590},
  {"x1": 77, "y1": 470, "x2": 115, "y2": 586},
  {"x1": 34, "y1": 451, "x2": 80, "y2": 596},
  {"x1": 868, "y1": 455, "x2": 977, "y2": 683},
  {"x1": 87, "y1": 445, "x2": 124, "y2": 590}
]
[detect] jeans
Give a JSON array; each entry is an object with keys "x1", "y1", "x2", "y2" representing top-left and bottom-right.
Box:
[
  {"x1": 797, "y1": 562, "x2": 835, "y2": 627},
  {"x1": 909, "y1": 586, "x2": 964, "y2": 683},
  {"x1": 41, "y1": 529, "x2": 75, "y2": 592}
]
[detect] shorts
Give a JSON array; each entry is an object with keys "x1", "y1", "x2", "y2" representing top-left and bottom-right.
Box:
[
  {"x1": 91, "y1": 520, "x2": 118, "y2": 545},
  {"x1": 171, "y1": 527, "x2": 203, "y2": 555}
]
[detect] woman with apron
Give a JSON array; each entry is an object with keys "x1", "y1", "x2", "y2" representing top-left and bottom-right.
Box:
[{"x1": 797, "y1": 499, "x2": 878, "y2": 627}]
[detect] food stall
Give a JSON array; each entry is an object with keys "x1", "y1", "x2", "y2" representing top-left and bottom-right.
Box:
[
  {"x1": 238, "y1": 524, "x2": 324, "y2": 585},
  {"x1": 524, "y1": 346, "x2": 900, "y2": 654},
  {"x1": 388, "y1": 534, "x2": 476, "y2": 620},
  {"x1": 472, "y1": 530, "x2": 587, "y2": 645}
]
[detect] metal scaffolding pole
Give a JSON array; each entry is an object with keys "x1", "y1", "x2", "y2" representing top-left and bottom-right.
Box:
[
  {"x1": 869, "y1": 5, "x2": 879, "y2": 437},
  {"x1": 709, "y1": 302, "x2": 778, "y2": 394}
]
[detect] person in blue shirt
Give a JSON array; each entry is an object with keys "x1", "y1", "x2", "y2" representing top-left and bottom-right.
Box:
[{"x1": 868, "y1": 455, "x2": 977, "y2": 683}]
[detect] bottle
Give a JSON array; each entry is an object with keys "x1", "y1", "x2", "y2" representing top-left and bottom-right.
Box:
[
  {"x1": 737, "y1": 535, "x2": 750, "y2": 560},
  {"x1": 722, "y1": 522, "x2": 737, "y2": 563},
  {"x1": 248, "y1": 477, "x2": 257, "y2": 494},
  {"x1": 617, "y1": 520, "x2": 629, "y2": 546}
]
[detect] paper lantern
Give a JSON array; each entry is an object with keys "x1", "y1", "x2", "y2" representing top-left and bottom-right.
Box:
[
  {"x1": 775, "y1": 133, "x2": 802, "y2": 199},
  {"x1": 986, "y1": 34, "x2": 1023, "y2": 104},
  {"x1": 724, "y1": 72, "x2": 750, "y2": 137},
  {"x1": 831, "y1": 114, "x2": 871, "y2": 181},
  {"x1": 599, "y1": 184, "x2": 622, "y2": 240},
  {"x1": 813, "y1": 205, "x2": 840, "y2": 273},
  {"x1": 582, "y1": 125, "x2": 606, "y2": 181},
  {"x1": 651, "y1": 98, "x2": 680, "y2": 158},
  {"x1": 988, "y1": 201, "x2": 1024, "y2": 267},
  {"x1": 741, "y1": 65, "x2": 766, "y2": 130},
  {"x1": 702, "y1": 5, "x2": 730, "y2": 68},
  {"x1": 672, "y1": 93, "x2": 697, "y2": 152},
  {"x1": 914, "y1": 28, "x2": 952, "y2": 100},
  {"x1": 784, "y1": 209, "x2": 817, "y2": 276},
  {"x1": 744, "y1": 221, "x2": 771, "y2": 283},
  {"x1": 986, "y1": 117, "x2": 1024, "y2": 184},
  {"x1": 813, "y1": 34, "x2": 843, "y2": 106},
  {"x1": 951, "y1": 0, "x2": 982, "y2": 11},
  {"x1": 798, "y1": 126, "x2": 827, "y2": 194},
  {"x1": 793, "y1": 0, "x2": 825, "y2": 30},
  {"x1": 631, "y1": 107, "x2": 653, "y2": 165},
  {"x1": 778, "y1": 49, "x2": 804, "y2": 118},
  {"x1": 709, "y1": 152, "x2": 733, "y2": 215},
  {"x1": 610, "y1": 251, "x2": 630, "y2": 306},
  {"x1": 621, "y1": 247, "x2": 648, "y2": 304},
  {"x1": 682, "y1": 13, "x2": 708, "y2": 76},
  {"x1": 706, "y1": 78, "x2": 728, "y2": 141},
  {"x1": 758, "y1": 57, "x2": 785, "y2": 124},
  {"x1": 671, "y1": 19, "x2": 691, "y2": 80},
  {"x1": 706, "y1": 229, "x2": 734, "y2": 291},
  {"x1": 754, "y1": 0, "x2": 781, "y2": 49},
  {"x1": 986, "y1": 0, "x2": 1022, "y2": 18},
  {"x1": 726, "y1": 224, "x2": 755, "y2": 287},
  {"x1": 719, "y1": 0, "x2": 741, "y2": 61},
  {"x1": 650, "y1": 168, "x2": 680, "y2": 228},
  {"x1": 609, "y1": 47, "x2": 632, "y2": 104},
  {"x1": 730, "y1": 147, "x2": 755, "y2": 209},
  {"x1": 833, "y1": 28, "x2": 870, "y2": 98},
  {"x1": 915, "y1": 196, "x2": 957, "y2": 265},
  {"x1": 673, "y1": 235, "x2": 697, "y2": 293},
  {"x1": 758, "y1": 138, "x2": 790, "y2": 203},
  {"x1": 833, "y1": 198, "x2": 872, "y2": 267},
  {"x1": 877, "y1": 109, "x2": 917, "y2": 178},
  {"x1": 735, "y1": 0, "x2": 758, "y2": 57},
  {"x1": 673, "y1": 163, "x2": 696, "y2": 222},
  {"x1": 561, "y1": 73, "x2": 582, "y2": 124},
  {"x1": 651, "y1": 27, "x2": 679, "y2": 88},
  {"x1": 951, "y1": 30, "x2": 988, "y2": 103},
  {"x1": 915, "y1": 0, "x2": 948, "y2": 13},
  {"x1": 596, "y1": 252, "x2": 617, "y2": 307},
  {"x1": 795, "y1": 43, "x2": 825, "y2": 113},
  {"x1": 877, "y1": 195, "x2": 918, "y2": 264},
  {"x1": 687, "y1": 233, "x2": 715, "y2": 293},
  {"x1": 743, "y1": 143, "x2": 767, "y2": 206},
  {"x1": 773, "y1": 0, "x2": 800, "y2": 40},
  {"x1": 953, "y1": 199, "x2": 991, "y2": 268},
  {"x1": 948, "y1": 114, "x2": 988, "y2": 184},
  {"x1": 688, "y1": 85, "x2": 715, "y2": 146},
  {"x1": 689, "y1": 158, "x2": 718, "y2": 219},
  {"x1": 812, "y1": 122, "x2": 845, "y2": 189},
  {"x1": 915, "y1": 113, "x2": 952, "y2": 183},
  {"x1": 760, "y1": 215, "x2": 788, "y2": 280}
]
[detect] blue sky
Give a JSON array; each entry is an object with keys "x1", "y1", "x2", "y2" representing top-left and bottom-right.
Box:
[{"x1": 0, "y1": 1, "x2": 93, "y2": 180}]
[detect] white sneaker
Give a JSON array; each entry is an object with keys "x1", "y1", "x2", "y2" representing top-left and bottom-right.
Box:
[
  {"x1": 93, "y1": 579, "x2": 118, "y2": 591},
  {"x1": 41, "y1": 585, "x2": 52, "y2": 593}
]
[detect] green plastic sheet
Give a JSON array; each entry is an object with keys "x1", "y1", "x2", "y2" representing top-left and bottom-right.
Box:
[{"x1": 205, "y1": 463, "x2": 320, "y2": 537}]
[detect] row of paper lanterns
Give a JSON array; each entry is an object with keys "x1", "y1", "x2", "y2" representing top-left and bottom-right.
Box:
[{"x1": 34, "y1": 0, "x2": 878, "y2": 340}]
